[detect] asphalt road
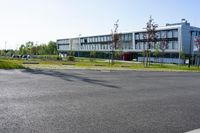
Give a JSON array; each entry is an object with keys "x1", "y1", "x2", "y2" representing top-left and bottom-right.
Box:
[{"x1": 0, "y1": 69, "x2": 200, "y2": 133}]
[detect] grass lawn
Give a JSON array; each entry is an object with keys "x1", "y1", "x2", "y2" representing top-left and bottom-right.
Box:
[
  {"x1": 1, "y1": 57, "x2": 200, "y2": 72},
  {"x1": 0, "y1": 59, "x2": 24, "y2": 69}
]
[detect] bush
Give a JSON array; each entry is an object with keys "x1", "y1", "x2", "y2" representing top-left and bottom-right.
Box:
[{"x1": 67, "y1": 56, "x2": 75, "y2": 61}]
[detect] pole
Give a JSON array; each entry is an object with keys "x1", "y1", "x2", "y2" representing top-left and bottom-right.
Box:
[{"x1": 188, "y1": 31, "x2": 193, "y2": 68}]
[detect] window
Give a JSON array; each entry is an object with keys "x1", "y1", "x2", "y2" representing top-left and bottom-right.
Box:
[
  {"x1": 107, "y1": 36, "x2": 110, "y2": 41},
  {"x1": 95, "y1": 37, "x2": 98, "y2": 42},
  {"x1": 129, "y1": 34, "x2": 132, "y2": 41},
  {"x1": 135, "y1": 42, "x2": 139, "y2": 49},
  {"x1": 125, "y1": 34, "x2": 129, "y2": 41},
  {"x1": 173, "y1": 41, "x2": 178, "y2": 50},
  {"x1": 173, "y1": 30, "x2": 178, "y2": 38},
  {"x1": 167, "y1": 31, "x2": 172, "y2": 38},
  {"x1": 135, "y1": 34, "x2": 139, "y2": 40},
  {"x1": 101, "y1": 37, "x2": 104, "y2": 42},
  {"x1": 156, "y1": 32, "x2": 160, "y2": 39},
  {"x1": 97, "y1": 37, "x2": 100, "y2": 42},
  {"x1": 139, "y1": 33, "x2": 144, "y2": 40},
  {"x1": 168, "y1": 41, "x2": 173, "y2": 49},
  {"x1": 161, "y1": 31, "x2": 167, "y2": 38},
  {"x1": 84, "y1": 39, "x2": 87, "y2": 43},
  {"x1": 104, "y1": 36, "x2": 107, "y2": 42},
  {"x1": 100, "y1": 44, "x2": 103, "y2": 49},
  {"x1": 150, "y1": 42, "x2": 154, "y2": 49}
]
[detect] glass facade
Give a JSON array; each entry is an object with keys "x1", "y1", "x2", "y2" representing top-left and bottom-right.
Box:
[
  {"x1": 57, "y1": 28, "x2": 181, "y2": 52},
  {"x1": 135, "y1": 29, "x2": 179, "y2": 51}
]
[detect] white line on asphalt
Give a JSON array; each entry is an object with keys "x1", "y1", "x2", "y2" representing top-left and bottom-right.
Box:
[{"x1": 185, "y1": 128, "x2": 200, "y2": 133}]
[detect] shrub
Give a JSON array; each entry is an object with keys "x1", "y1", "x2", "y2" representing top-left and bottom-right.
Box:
[{"x1": 67, "y1": 56, "x2": 75, "y2": 61}]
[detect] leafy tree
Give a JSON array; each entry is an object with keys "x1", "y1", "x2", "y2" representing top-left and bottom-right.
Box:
[
  {"x1": 89, "y1": 50, "x2": 96, "y2": 62},
  {"x1": 18, "y1": 41, "x2": 58, "y2": 56},
  {"x1": 19, "y1": 44, "x2": 27, "y2": 55},
  {"x1": 114, "y1": 48, "x2": 123, "y2": 59},
  {"x1": 47, "y1": 41, "x2": 58, "y2": 55},
  {"x1": 90, "y1": 50, "x2": 96, "y2": 58},
  {"x1": 180, "y1": 51, "x2": 186, "y2": 60}
]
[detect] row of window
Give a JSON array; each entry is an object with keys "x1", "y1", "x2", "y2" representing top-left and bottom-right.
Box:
[
  {"x1": 80, "y1": 33, "x2": 133, "y2": 44},
  {"x1": 135, "y1": 29, "x2": 178, "y2": 40},
  {"x1": 81, "y1": 36, "x2": 112, "y2": 44},
  {"x1": 57, "y1": 39, "x2": 69, "y2": 44},
  {"x1": 58, "y1": 44, "x2": 70, "y2": 50},
  {"x1": 81, "y1": 43, "x2": 133, "y2": 50},
  {"x1": 135, "y1": 41, "x2": 179, "y2": 50},
  {"x1": 58, "y1": 43, "x2": 133, "y2": 51},
  {"x1": 121, "y1": 33, "x2": 132, "y2": 41}
]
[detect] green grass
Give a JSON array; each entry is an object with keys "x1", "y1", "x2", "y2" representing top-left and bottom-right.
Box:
[
  {"x1": 1, "y1": 57, "x2": 200, "y2": 72},
  {"x1": 0, "y1": 59, "x2": 24, "y2": 69}
]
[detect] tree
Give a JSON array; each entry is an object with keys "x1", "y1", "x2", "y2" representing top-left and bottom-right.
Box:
[
  {"x1": 160, "y1": 33, "x2": 168, "y2": 66},
  {"x1": 19, "y1": 44, "x2": 27, "y2": 55},
  {"x1": 18, "y1": 41, "x2": 58, "y2": 56},
  {"x1": 153, "y1": 46, "x2": 160, "y2": 63},
  {"x1": 194, "y1": 36, "x2": 200, "y2": 67},
  {"x1": 143, "y1": 16, "x2": 158, "y2": 67},
  {"x1": 90, "y1": 50, "x2": 96, "y2": 62},
  {"x1": 47, "y1": 41, "x2": 58, "y2": 55},
  {"x1": 180, "y1": 51, "x2": 186, "y2": 60},
  {"x1": 111, "y1": 19, "x2": 120, "y2": 65},
  {"x1": 114, "y1": 48, "x2": 123, "y2": 60}
]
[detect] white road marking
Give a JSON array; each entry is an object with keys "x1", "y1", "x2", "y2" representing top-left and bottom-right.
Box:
[{"x1": 185, "y1": 129, "x2": 200, "y2": 133}]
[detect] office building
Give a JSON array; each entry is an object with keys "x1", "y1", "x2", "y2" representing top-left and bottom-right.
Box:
[{"x1": 57, "y1": 19, "x2": 200, "y2": 63}]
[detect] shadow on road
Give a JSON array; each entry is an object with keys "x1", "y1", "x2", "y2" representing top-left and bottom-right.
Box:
[{"x1": 22, "y1": 69, "x2": 121, "y2": 89}]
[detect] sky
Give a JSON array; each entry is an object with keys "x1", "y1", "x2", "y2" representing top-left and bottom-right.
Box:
[{"x1": 0, "y1": 0, "x2": 199, "y2": 50}]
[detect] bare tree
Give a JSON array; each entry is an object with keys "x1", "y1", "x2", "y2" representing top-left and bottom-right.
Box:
[
  {"x1": 143, "y1": 16, "x2": 158, "y2": 67},
  {"x1": 194, "y1": 35, "x2": 200, "y2": 68},
  {"x1": 160, "y1": 33, "x2": 168, "y2": 66},
  {"x1": 111, "y1": 20, "x2": 120, "y2": 65}
]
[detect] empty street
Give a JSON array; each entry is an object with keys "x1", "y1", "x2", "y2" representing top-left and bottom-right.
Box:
[{"x1": 0, "y1": 69, "x2": 200, "y2": 133}]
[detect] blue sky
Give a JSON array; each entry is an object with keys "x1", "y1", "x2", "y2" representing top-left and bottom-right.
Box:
[{"x1": 0, "y1": 0, "x2": 199, "y2": 49}]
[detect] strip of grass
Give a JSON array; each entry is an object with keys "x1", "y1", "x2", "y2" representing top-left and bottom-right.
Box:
[
  {"x1": 3, "y1": 57, "x2": 199, "y2": 72},
  {"x1": 0, "y1": 59, "x2": 24, "y2": 69}
]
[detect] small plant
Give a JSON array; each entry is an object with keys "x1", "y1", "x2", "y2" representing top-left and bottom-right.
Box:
[
  {"x1": 67, "y1": 56, "x2": 75, "y2": 62},
  {"x1": 180, "y1": 51, "x2": 186, "y2": 60},
  {"x1": 153, "y1": 47, "x2": 160, "y2": 63},
  {"x1": 90, "y1": 50, "x2": 96, "y2": 62}
]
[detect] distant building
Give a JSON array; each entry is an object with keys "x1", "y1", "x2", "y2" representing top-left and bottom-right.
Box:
[{"x1": 57, "y1": 20, "x2": 200, "y2": 63}]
